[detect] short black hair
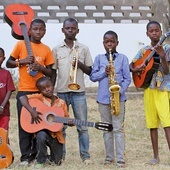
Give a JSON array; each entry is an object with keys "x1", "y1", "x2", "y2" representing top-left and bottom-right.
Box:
[
  {"x1": 30, "y1": 19, "x2": 46, "y2": 28},
  {"x1": 0, "y1": 47, "x2": 5, "y2": 55},
  {"x1": 146, "y1": 21, "x2": 161, "y2": 31},
  {"x1": 103, "y1": 30, "x2": 118, "y2": 40},
  {"x1": 63, "y1": 18, "x2": 78, "y2": 27},
  {"x1": 36, "y1": 76, "x2": 51, "y2": 88}
]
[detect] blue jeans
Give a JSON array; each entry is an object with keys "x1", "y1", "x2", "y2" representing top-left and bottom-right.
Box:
[
  {"x1": 36, "y1": 130, "x2": 63, "y2": 165},
  {"x1": 57, "y1": 92, "x2": 90, "y2": 161}
]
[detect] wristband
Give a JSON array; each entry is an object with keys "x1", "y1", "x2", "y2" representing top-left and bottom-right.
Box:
[
  {"x1": 16, "y1": 59, "x2": 22, "y2": 67},
  {"x1": 0, "y1": 105, "x2": 4, "y2": 109}
]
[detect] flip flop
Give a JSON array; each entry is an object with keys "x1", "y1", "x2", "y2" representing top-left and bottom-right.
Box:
[{"x1": 147, "y1": 158, "x2": 159, "y2": 165}]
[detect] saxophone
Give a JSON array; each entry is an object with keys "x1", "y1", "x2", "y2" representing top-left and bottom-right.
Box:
[{"x1": 108, "y1": 49, "x2": 121, "y2": 116}]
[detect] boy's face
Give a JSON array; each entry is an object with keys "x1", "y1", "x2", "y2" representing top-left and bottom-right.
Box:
[
  {"x1": 62, "y1": 21, "x2": 79, "y2": 40},
  {"x1": 37, "y1": 80, "x2": 54, "y2": 98},
  {"x1": 0, "y1": 50, "x2": 5, "y2": 66},
  {"x1": 146, "y1": 24, "x2": 162, "y2": 42},
  {"x1": 29, "y1": 23, "x2": 46, "y2": 43},
  {"x1": 103, "y1": 34, "x2": 119, "y2": 53}
]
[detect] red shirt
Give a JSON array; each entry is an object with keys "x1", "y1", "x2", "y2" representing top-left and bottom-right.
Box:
[{"x1": 0, "y1": 68, "x2": 15, "y2": 116}]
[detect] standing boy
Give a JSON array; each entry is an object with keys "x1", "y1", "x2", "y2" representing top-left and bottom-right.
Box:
[
  {"x1": 52, "y1": 18, "x2": 93, "y2": 164},
  {"x1": 0, "y1": 47, "x2": 15, "y2": 131},
  {"x1": 130, "y1": 21, "x2": 170, "y2": 165},
  {"x1": 6, "y1": 19, "x2": 54, "y2": 166},
  {"x1": 90, "y1": 30, "x2": 131, "y2": 168}
]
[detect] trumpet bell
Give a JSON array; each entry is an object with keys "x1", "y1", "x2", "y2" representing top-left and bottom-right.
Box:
[{"x1": 68, "y1": 83, "x2": 80, "y2": 90}]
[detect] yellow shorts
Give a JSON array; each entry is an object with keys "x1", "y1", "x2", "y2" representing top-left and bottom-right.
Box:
[{"x1": 144, "y1": 88, "x2": 170, "y2": 128}]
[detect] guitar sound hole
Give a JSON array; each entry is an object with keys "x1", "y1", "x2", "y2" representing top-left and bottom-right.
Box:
[{"x1": 46, "y1": 114, "x2": 55, "y2": 123}]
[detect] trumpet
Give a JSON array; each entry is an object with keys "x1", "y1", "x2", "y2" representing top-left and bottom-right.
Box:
[
  {"x1": 108, "y1": 49, "x2": 121, "y2": 116},
  {"x1": 68, "y1": 41, "x2": 81, "y2": 90}
]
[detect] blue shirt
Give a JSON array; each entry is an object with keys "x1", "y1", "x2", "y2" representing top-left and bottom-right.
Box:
[{"x1": 90, "y1": 53, "x2": 131, "y2": 104}]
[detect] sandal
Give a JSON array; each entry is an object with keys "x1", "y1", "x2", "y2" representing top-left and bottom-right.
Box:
[
  {"x1": 104, "y1": 160, "x2": 114, "y2": 165},
  {"x1": 116, "y1": 161, "x2": 126, "y2": 168},
  {"x1": 147, "y1": 158, "x2": 160, "y2": 165}
]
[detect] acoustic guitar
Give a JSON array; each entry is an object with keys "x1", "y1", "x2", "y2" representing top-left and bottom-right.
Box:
[
  {"x1": 4, "y1": 3, "x2": 37, "y2": 77},
  {"x1": 20, "y1": 98, "x2": 113, "y2": 133},
  {"x1": 132, "y1": 30, "x2": 170, "y2": 88},
  {"x1": 0, "y1": 128, "x2": 13, "y2": 169}
]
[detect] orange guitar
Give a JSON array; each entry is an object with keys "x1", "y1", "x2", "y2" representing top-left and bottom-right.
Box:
[
  {"x1": 21, "y1": 99, "x2": 113, "y2": 133},
  {"x1": 0, "y1": 128, "x2": 13, "y2": 169},
  {"x1": 132, "y1": 30, "x2": 170, "y2": 88},
  {"x1": 4, "y1": 4, "x2": 37, "y2": 77}
]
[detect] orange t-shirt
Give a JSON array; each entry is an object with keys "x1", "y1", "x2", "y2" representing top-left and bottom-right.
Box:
[
  {"x1": 27, "y1": 93, "x2": 69, "y2": 144},
  {"x1": 10, "y1": 41, "x2": 54, "y2": 91}
]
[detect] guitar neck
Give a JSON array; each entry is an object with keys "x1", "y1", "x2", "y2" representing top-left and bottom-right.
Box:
[
  {"x1": 20, "y1": 23, "x2": 33, "y2": 56},
  {"x1": 53, "y1": 116, "x2": 95, "y2": 127},
  {"x1": 147, "y1": 34, "x2": 167, "y2": 62}
]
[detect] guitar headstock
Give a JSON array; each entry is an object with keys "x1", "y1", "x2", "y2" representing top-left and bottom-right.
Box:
[
  {"x1": 95, "y1": 122, "x2": 113, "y2": 132},
  {"x1": 4, "y1": 4, "x2": 34, "y2": 40}
]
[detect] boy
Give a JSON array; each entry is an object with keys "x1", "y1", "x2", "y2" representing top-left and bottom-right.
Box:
[
  {"x1": 90, "y1": 30, "x2": 131, "y2": 168},
  {"x1": 6, "y1": 19, "x2": 54, "y2": 166},
  {"x1": 19, "y1": 77, "x2": 71, "y2": 168},
  {"x1": 130, "y1": 21, "x2": 170, "y2": 165},
  {"x1": 0, "y1": 47, "x2": 15, "y2": 131},
  {"x1": 51, "y1": 18, "x2": 93, "y2": 164}
]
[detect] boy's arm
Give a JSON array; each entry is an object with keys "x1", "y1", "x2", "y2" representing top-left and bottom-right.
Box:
[
  {"x1": 0, "y1": 91, "x2": 12, "y2": 114},
  {"x1": 19, "y1": 95, "x2": 42, "y2": 124},
  {"x1": 6, "y1": 56, "x2": 35, "y2": 68},
  {"x1": 78, "y1": 61, "x2": 92, "y2": 75},
  {"x1": 51, "y1": 69, "x2": 57, "y2": 86}
]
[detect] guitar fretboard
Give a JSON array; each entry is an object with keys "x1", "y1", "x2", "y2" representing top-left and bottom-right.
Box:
[
  {"x1": 20, "y1": 23, "x2": 33, "y2": 56},
  {"x1": 53, "y1": 116, "x2": 95, "y2": 127}
]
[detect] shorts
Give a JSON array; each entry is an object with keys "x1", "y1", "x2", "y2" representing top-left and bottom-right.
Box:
[
  {"x1": 144, "y1": 88, "x2": 170, "y2": 128},
  {"x1": 0, "y1": 115, "x2": 10, "y2": 130}
]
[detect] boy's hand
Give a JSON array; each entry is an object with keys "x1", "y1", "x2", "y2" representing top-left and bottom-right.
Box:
[
  {"x1": 31, "y1": 62, "x2": 42, "y2": 71},
  {"x1": 23, "y1": 55, "x2": 35, "y2": 64},
  {"x1": 105, "y1": 65, "x2": 111, "y2": 75},
  {"x1": 67, "y1": 120, "x2": 75, "y2": 127},
  {"x1": 30, "y1": 108, "x2": 42, "y2": 124},
  {"x1": 154, "y1": 45, "x2": 166, "y2": 59},
  {"x1": 0, "y1": 107, "x2": 4, "y2": 115}
]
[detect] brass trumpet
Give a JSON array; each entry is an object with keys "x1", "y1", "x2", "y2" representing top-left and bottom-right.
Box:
[{"x1": 68, "y1": 41, "x2": 81, "y2": 90}]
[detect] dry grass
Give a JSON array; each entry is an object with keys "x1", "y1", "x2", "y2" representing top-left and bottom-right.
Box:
[{"x1": 6, "y1": 94, "x2": 170, "y2": 170}]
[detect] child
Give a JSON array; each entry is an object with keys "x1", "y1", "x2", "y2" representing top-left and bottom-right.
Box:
[
  {"x1": 6, "y1": 19, "x2": 54, "y2": 166},
  {"x1": 130, "y1": 21, "x2": 170, "y2": 165},
  {"x1": 90, "y1": 31, "x2": 131, "y2": 168},
  {"x1": 51, "y1": 18, "x2": 93, "y2": 164},
  {"x1": 0, "y1": 47, "x2": 15, "y2": 132},
  {"x1": 19, "y1": 76, "x2": 72, "y2": 168}
]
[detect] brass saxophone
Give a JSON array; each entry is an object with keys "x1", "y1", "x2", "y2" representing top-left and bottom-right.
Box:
[{"x1": 108, "y1": 49, "x2": 121, "y2": 116}]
